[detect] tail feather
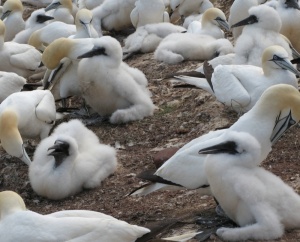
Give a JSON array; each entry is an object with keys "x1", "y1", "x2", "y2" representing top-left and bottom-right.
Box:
[{"x1": 172, "y1": 76, "x2": 214, "y2": 95}]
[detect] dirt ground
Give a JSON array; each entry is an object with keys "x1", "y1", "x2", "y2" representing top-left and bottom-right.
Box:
[{"x1": 1, "y1": 0, "x2": 300, "y2": 241}]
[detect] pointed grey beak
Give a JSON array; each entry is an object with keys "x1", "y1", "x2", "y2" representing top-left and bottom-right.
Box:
[
  {"x1": 215, "y1": 17, "x2": 230, "y2": 31},
  {"x1": 199, "y1": 141, "x2": 238, "y2": 155},
  {"x1": 77, "y1": 46, "x2": 107, "y2": 59},
  {"x1": 231, "y1": 15, "x2": 258, "y2": 29},
  {"x1": 84, "y1": 23, "x2": 92, "y2": 38},
  {"x1": 47, "y1": 140, "x2": 69, "y2": 156},
  {"x1": 45, "y1": 2, "x2": 61, "y2": 12},
  {"x1": 289, "y1": 44, "x2": 300, "y2": 59},
  {"x1": 1, "y1": 10, "x2": 11, "y2": 20},
  {"x1": 272, "y1": 55, "x2": 300, "y2": 76}
]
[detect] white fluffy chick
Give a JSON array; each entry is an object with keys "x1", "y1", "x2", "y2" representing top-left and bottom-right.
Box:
[{"x1": 29, "y1": 119, "x2": 117, "y2": 200}]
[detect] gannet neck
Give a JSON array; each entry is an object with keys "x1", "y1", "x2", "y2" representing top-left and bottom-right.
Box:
[
  {"x1": 61, "y1": 0, "x2": 73, "y2": 13},
  {"x1": 0, "y1": 191, "x2": 26, "y2": 220},
  {"x1": 28, "y1": 30, "x2": 44, "y2": 51}
]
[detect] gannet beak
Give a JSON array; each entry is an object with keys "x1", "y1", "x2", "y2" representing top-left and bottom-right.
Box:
[
  {"x1": 20, "y1": 144, "x2": 31, "y2": 166},
  {"x1": 77, "y1": 46, "x2": 107, "y2": 59},
  {"x1": 1, "y1": 10, "x2": 11, "y2": 20},
  {"x1": 45, "y1": 2, "x2": 61, "y2": 12},
  {"x1": 36, "y1": 14, "x2": 54, "y2": 23},
  {"x1": 84, "y1": 23, "x2": 92, "y2": 38},
  {"x1": 47, "y1": 140, "x2": 69, "y2": 156},
  {"x1": 272, "y1": 56, "x2": 300, "y2": 75},
  {"x1": 215, "y1": 17, "x2": 230, "y2": 31},
  {"x1": 198, "y1": 141, "x2": 238, "y2": 155},
  {"x1": 270, "y1": 110, "x2": 297, "y2": 144},
  {"x1": 231, "y1": 15, "x2": 258, "y2": 29},
  {"x1": 289, "y1": 44, "x2": 300, "y2": 59},
  {"x1": 286, "y1": 0, "x2": 300, "y2": 10},
  {"x1": 291, "y1": 57, "x2": 300, "y2": 64}
]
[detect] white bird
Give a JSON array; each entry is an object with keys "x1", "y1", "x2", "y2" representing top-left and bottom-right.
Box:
[
  {"x1": 200, "y1": 131, "x2": 300, "y2": 241},
  {"x1": 29, "y1": 119, "x2": 117, "y2": 200},
  {"x1": 170, "y1": 0, "x2": 211, "y2": 17},
  {"x1": 123, "y1": 22, "x2": 186, "y2": 59},
  {"x1": 231, "y1": 4, "x2": 292, "y2": 66},
  {"x1": 186, "y1": 8, "x2": 229, "y2": 39},
  {"x1": 91, "y1": 0, "x2": 136, "y2": 33},
  {"x1": 0, "y1": 190, "x2": 150, "y2": 242},
  {"x1": 12, "y1": 8, "x2": 54, "y2": 44},
  {"x1": 1, "y1": 0, "x2": 25, "y2": 41},
  {"x1": 0, "y1": 20, "x2": 42, "y2": 79},
  {"x1": 45, "y1": 0, "x2": 74, "y2": 24},
  {"x1": 174, "y1": 45, "x2": 299, "y2": 113},
  {"x1": 0, "y1": 90, "x2": 56, "y2": 165},
  {"x1": 154, "y1": 33, "x2": 233, "y2": 64},
  {"x1": 77, "y1": 36, "x2": 156, "y2": 124},
  {"x1": 130, "y1": 0, "x2": 169, "y2": 29},
  {"x1": 130, "y1": 84, "x2": 300, "y2": 196},
  {"x1": 78, "y1": 0, "x2": 105, "y2": 10}
]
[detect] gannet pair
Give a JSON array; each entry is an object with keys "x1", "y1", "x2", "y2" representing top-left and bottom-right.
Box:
[
  {"x1": 45, "y1": 0, "x2": 74, "y2": 24},
  {"x1": 0, "y1": 90, "x2": 56, "y2": 165},
  {"x1": 173, "y1": 45, "x2": 299, "y2": 113},
  {"x1": 1, "y1": 0, "x2": 25, "y2": 41},
  {"x1": 200, "y1": 131, "x2": 300, "y2": 241},
  {"x1": 29, "y1": 119, "x2": 117, "y2": 200},
  {"x1": 130, "y1": 84, "x2": 300, "y2": 196},
  {"x1": 130, "y1": 0, "x2": 169, "y2": 29},
  {"x1": 0, "y1": 191, "x2": 150, "y2": 242}
]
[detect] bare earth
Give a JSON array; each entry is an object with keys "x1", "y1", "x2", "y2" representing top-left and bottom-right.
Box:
[{"x1": 0, "y1": 1, "x2": 300, "y2": 241}]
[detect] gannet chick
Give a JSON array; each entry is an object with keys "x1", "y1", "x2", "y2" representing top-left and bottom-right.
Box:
[
  {"x1": 29, "y1": 119, "x2": 117, "y2": 200},
  {"x1": 28, "y1": 21, "x2": 76, "y2": 51},
  {"x1": 123, "y1": 22, "x2": 186, "y2": 60},
  {"x1": 130, "y1": 0, "x2": 169, "y2": 29},
  {"x1": 1, "y1": 0, "x2": 25, "y2": 41},
  {"x1": 154, "y1": 33, "x2": 233, "y2": 64},
  {"x1": 91, "y1": 0, "x2": 136, "y2": 33},
  {"x1": 0, "y1": 71, "x2": 26, "y2": 102},
  {"x1": 130, "y1": 84, "x2": 300, "y2": 196},
  {"x1": 77, "y1": 36, "x2": 155, "y2": 124},
  {"x1": 45, "y1": 0, "x2": 74, "y2": 24},
  {"x1": 78, "y1": 0, "x2": 105, "y2": 10},
  {"x1": 174, "y1": 45, "x2": 299, "y2": 113},
  {"x1": 0, "y1": 90, "x2": 56, "y2": 165},
  {"x1": 187, "y1": 8, "x2": 229, "y2": 39},
  {"x1": 0, "y1": 191, "x2": 150, "y2": 241},
  {"x1": 200, "y1": 131, "x2": 300, "y2": 241},
  {"x1": 0, "y1": 20, "x2": 42, "y2": 78},
  {"x1": 232, "y1": 4, "x2": 292, "y2": 66},
  {"x1": 13, "y1": 9, "x2": 54, "y2": 44}
]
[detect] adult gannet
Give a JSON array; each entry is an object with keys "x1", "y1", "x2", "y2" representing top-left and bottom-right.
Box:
[
  {"x1": 77, "y1": 36, "x2": 155, "y2": 124},
  {"x1": 200, "y1": 131, "x2": 300, "y2": 241},
  {"x1": 0, "y1": 90, "x2": 56, "y2": 165},
  {"x1": 1, "y1": 0, "x2": 25, "y2": 41},
  {"x1": 78, "y1": 0, "x2": 104, "y2": 10},
  {"x1": 91, "y1": 0, "x2": 136, "y2": 33},
  {"x1": 232, "y1": 4, "x2": 292, "y2": 66},
  {"x1": 0, "y1": 20, "x2": 42, "y2": 78},
  {"x1": 0, "y1": 191, "x2": 150, "y2": 241},
  {"x1": 123, "y1": 22, "x2": 186, "y2": 60},
  {"x1": 29, "y1": 119, "x2": 117, "y2": 200},
  {"x1": 173, "y1": 45, "x2": 299, "y2": 113},
  {"x1": 13, "y1": 9, "x2": 54, "y2": 44},
  {"x1": 154, "y1": 33, "x2": 233, "y2": 64},
  {"x1": 130, "y1": 84, "x2": 300, "y2": 196},
  {"x1": 45, "y1": 0, "x2": 74, "y2": 24},
  {"x1": 130, "y1": 0, "x2": 169, "y2": 29}
]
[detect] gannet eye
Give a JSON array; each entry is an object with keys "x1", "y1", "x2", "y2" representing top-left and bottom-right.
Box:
[
  {"x1": 46, "y1": 120, "x2": 55, "y2": 125},
  {"x1": 80, "y1": 20, "x2": 85, "y2": 25}
]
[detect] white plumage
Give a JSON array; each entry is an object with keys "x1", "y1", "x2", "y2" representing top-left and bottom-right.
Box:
[
  {"x1": 78, "y1": 0, "x2": 105, "y2": 10},
  {"x1": 0, "y1": 191, "x2": 150, "y2": 242},
  {"x1": 201, "y1": 131, "x2": 300, "y2": 241},
  {"x1": 77, "y1": 36, "x2": 155, "y2": 124},
  {"x1": 29, "y1": 119, "x2": 118, "y2": 200}
]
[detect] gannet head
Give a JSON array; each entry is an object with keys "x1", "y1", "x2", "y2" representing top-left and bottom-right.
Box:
[
  {"x1": 28, "y1": 30, "x2": 45, "y2": 51},
  {"x1": 75, "y1": 8, "x2": 93, "y2": 38},
  {"x1": 262, "y1": 45, "x2": 300, "y2": 76},
  {"x1": 231, "y1": 5, "x2": 281, "y2": 32},
  {"x1": 202, "y1": 8, "x2": 229, "y2": 31},
  {"x1": 0, "y1": 109, "x2": 31, "y2": 166},
  {"x1": 45, "y1": 0, "x2": 72, "y2": 12},
  {"x1": 0, "y1": 191, "x2": 26, "y2": 220},
  {"x1": 0, "y1": 19, "x2": 5, "y2": 37},
  {"x1": 1, "y1": 0, "x2": 23, "y2": 20}
]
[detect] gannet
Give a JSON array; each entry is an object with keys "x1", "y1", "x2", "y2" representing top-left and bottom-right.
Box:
[
  {"x1": 29, "y1": 119, "x2": 117, "y2": 200},
  {"x1": 130, "y1": 0, "x2": 169, "y2": 29},
  {"x1": 174, "y1": 45, "x2": 299, "y2": 113},
  {"x1": 0, "y1": 20, "x2": 42, "y2": 78},
  {"x1": 13, "y1": 8, "x2": 54, "y2": 44},
  {"x1": 130, "y1": 84, "x2": 300, "y2": 196},
  {"x1": 232, "y1": 4, "x2": 292, "y2": 66},
  {"x1": 45, "y1": 0, "x2": 74, "y2": 24},
  {"x1": 154, "y1": 33, "x2": 233, "y2": 64},
  {"x1": 1, "y1": 0, "x2": 25, "y2": 41},
  {"x1": 0, "y1": 90, "x2": 56, "y2": 165},
  {"x1": 123, "y1": 22, "x2": 186, "y2": 59},
  {"x1": 91, "y1": 0, "x2": 136, "y2": 33},
  {"x1": 186, "y1": 8, "x2": 229, "y2": 39},
  {"x1": 78, "y1": 0, "x2": 105, "y2": 10},
  {"x1": 0, "y1": 191, "x2": 150, "y2": 241},
  {"x1": 200, "y1": 131, "x2": 300, "y2": 241},
  {"x1": 77, "y1": 36, "x2": 156, "y2": 124}
]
